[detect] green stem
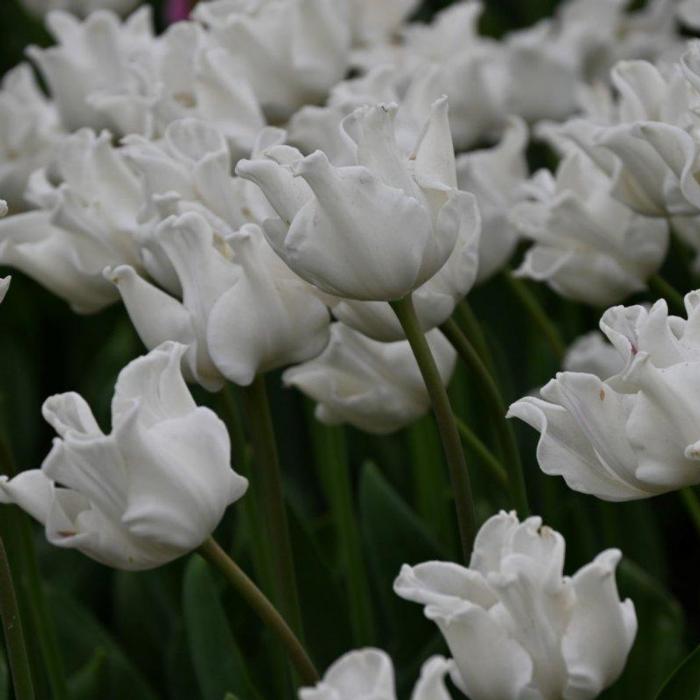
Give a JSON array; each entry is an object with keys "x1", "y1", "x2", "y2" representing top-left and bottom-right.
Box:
[
  {"x1": 0, "y1": 537, "x2": 34, "y2": 700},
  {"x1": 680, "y1": 488, "x2": 700, "y2": 539},
  {"x1": 309, "y1": 423, "x2": 375, "y2": 646},
  {"x1": 501, "y1": 270, "x2": 566, "y2": 361},
  {"x1": 0, "y1": 434, "x2": 67, "y2": 700},
  {"x1": 441, "y1": 318, "x2": 530, "y2": 517},
  {"x1": 648, "y1": 273, "x2": 686, "y2": 315},
  {"x1": 456, "y1": 301, "x2": 495, "y2": 374},
  {"x1": 198, "y1": 538, "x2": 319, "y2": 687},
  {"x1": 391, "y1": 295, "x2": 476, "y2": 560},
  {"x1": 241, "y1": 376, "x2": 304, "y2": 639},
  {"x1": 455, "y1": 417, "x2": 508, "y2": 488}
]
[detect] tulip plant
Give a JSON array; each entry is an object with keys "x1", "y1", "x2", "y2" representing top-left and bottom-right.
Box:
[{"x1": 3, "y1": 0, "x2": 700, "y2": 698}]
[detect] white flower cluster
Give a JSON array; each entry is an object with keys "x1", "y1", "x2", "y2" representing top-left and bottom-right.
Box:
[{"x1": 7, "y1": 0, "x2": 700, "y2": 696}]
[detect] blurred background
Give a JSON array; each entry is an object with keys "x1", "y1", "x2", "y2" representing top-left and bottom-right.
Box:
[{"x1": 0, "y1": 0, "x2": 695, "y2": 699}]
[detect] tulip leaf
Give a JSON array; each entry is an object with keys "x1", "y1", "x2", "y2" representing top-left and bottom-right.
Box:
[
  {"x1": 46, "y1": 585, "x2": 158, "y2": 700},
  {"x1": 182, "y1": 555, "x2": 260, "y2": 700},
  {"x1": 655, "y1": 645, "x2": 700, "y2": 700},
  {"x1": 68, "y1": 648, "x2": 108, "y2": 700},
  {"x1": 358, "y1": 461, "x2": 447, "y2": 672}
]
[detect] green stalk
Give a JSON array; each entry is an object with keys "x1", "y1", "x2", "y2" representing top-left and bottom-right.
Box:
[
  {"x1": 198, "y1": 538, "x2": 319, "y2": 687},
  {"x1": 0, "y1": 434, "x2": 67, "y2": 700},
  {"x1": 241, "y1": 376, "x2": 304, "y2": 639},
  {"x1": 440, "y1": 318, "x2": 530, "y2": 517},
  {"x1": 501, "y1": 270, "x2": 566, "y2": 361},
  {"x1": 309, "y1": 423, "x2": 375, "y2": 646},
  {"x1": 648, "y1": 273, "x2": 686, "y2": 315},
  {"x1": 455, "y1": 417, "x2": 508, "y2": 488},
  {"x1": 455, "y1": 301, "x2": 495, "y2": 375},
  {"x1": 391, "y1": 295, "x2": 476, "y2": 560},
  {"x1": 0, "y1": 537, "x2": 34, "y2": 700}
]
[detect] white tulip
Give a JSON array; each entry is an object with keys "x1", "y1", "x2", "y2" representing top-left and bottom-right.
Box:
[
  {"x1": 395, "y1": 511, "x2": 637, "y2": 700},
  {"x1": 20, "y1": 0, "x2": 140, "y2": 18},
  {"x1": 193, "y1": 0, "x2": 351, "y2": 122},
  {"x1": 109, "y1": 212, "x2": 329, "y2": 390},
  {"x1": 511, "y1": 150, "x2": 668, "y2": 306},
  {"x1": 283, "y1": 323, "x2": 455, "y2": 435},
  {"x1": 237, "y1": 98, "x2": 471, "y2": 302},
  {"x1": 0, "y1": 129, "x2": 144, "y2": 313},
  {"x1": 347, "y1": 0, "x2": 419, "y2": 46},
  {"x1": 0, "y1": 64, "x2": 62, "y2": 211},
  {"x1": 298, "y1": 648, "x2": 453, "y2": 700},
  {"x1": 563, "y1": 332, "x2": 623, "y2": 380},
  {"x1": 28, "y1": 7, "x2": 154, "y2": 133},
  {"x1": 0, "y1": 278, "x2": 9, "y2": 305},
  {"x1": 0, "y1": 342, "x2": 248, "y2": 571},
  {"x1": 509, "y1": 291, "x2": 700, "y2": 499},
  {"x1": 457, "y1": 117, "x2": 528, "y2": 284}
]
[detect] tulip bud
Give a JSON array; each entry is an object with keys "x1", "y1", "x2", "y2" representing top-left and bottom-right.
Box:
[
  {"x1": 395, "y1": 512, "x2": 637, "y2": 700},
  {"x1": 0, "y1": 342, "x2": 248, "y2": 570}
]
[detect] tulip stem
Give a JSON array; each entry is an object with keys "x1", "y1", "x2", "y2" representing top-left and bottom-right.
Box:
[
  {"x1": 241, "y1": 376, "x2": 304, "y2": 640},
  {"x1": 440, "y1": 318, "x2": 530, "y2": 517},
  {"x1": 648, "y1": 274, "x2": 686, "y2": 315},
  {"x1": 198, "y1": 538, "x2": 319, "y2": 687},
  {"x1": 456, "y1": 301, "x2": 496, "y2": 375},
  {"x1": 0, "y1": 536, "x2": 34, "y2": 700},
  {"x1": 501, "y1": 270, "x2": 566, "y2": 361},
  {"x1": 455, "y1": 417, "x2": 508, "y2": 488},
  {"x1": 391, "y1": 295, "x2": 476, "y2": 559}
]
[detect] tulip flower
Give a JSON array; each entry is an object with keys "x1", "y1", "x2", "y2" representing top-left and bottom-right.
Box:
[
  {"x1": 563, "y1": 331, "x2": 623, "y2": 380},
  {"x1": 298, "y1": 648, "x2": 453, "y2": 700},
  {"x1": 511, "y1": 150, "x2": 668, "y2": 306},
  {"x1": 0, "y1": 129, "x2": 144, "y2": 313},
  {"x1": 395, "y1": 511, "x2": 637, "y2": 700},
  {"x1": 456, "y1": 116, "x2": 527, "y2": 284},
  {"x1": 0, "y1": 278, "x2": 9, "y2": 304},
  {"x1": 283, "y1": 323, "x2": 455, "y2": 435},
  {"x1": 509, "y1": 291, "x2": 700, "y2": 499},
  {"x1": 20, "y1": 0, "x2": 140, "y2": 18},
  {"x1": 347, "y1": 0, "x2": 419, "y2": 45},
  {"x1": 109, "y1": 212, "x2": 329, "y2": 390},
  {"x1": 0, "y1": 342, "x2": 248, "y2": 570},
  {"x1": 193, "y1": 0, "x2": 351, "y2": 122},
  {"x1": 237, "y1": 97, "x2": 473, "y2": 302}
]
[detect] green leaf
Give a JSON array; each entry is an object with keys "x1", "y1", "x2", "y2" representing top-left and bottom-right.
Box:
[
  {"x1": 655, "y1": 645, "x2": 700, "y2": 700},
  {"x1": 68, "y1": 649, "x2": 108, "y2": 700},
  {"x1": 358, "y1": 461, "x2": 446, "y2": 674},
  {"x1": 182, "y1": 555, "x2": 259, "y2": 700},
  {"x1": 46, "y1": 586, "x2": 157, "y2": 700}
]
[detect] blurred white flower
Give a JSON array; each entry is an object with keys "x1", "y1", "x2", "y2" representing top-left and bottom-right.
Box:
[
  {"x1": 20, "y1": 0, "x2": 140, "y2": 18},
  {"x1": 283, "y1": 323, "x2": 455, "y2": 435},
  {"x1": 194, "y1": 0, "x2": 351, "y2": 122},
  {"x1": 0, "y1": 64, "x2": 62, "y2": 211},
  {"x1": 109, "y1": 212, "x2": 329, "y2": 390},
  {"x1": 457, "y1": 117, "x2": 528, "y2": 284},
  {"x1": 298, "y1": 648, "x2": 453, "y2": 700},
  {"x1": 395, "y1": 511, "x2": 637, "y2": 700},
  {"x1": 511, "y1": 151, "x2": 668, "y2": 306},
  {"x1": 0, "y1": 277, "x2": 9, "y2": 305},
  {"x1": 509, "y1": 291, "x2": 700, "y2": 499},
  {"x1": 28, "y1": 7, "x2": 154, "y2": 132},
  {"x1": 238, "y1": 98, "x2": 471, "y2": 302},
  {"x1": 563, "y1": 331, "x2": 623, "y2": 380},
  {"x1": 0, "y1": 129, "x2": 144, "y2": 313},
  {"x1": 0, "y1": 342, "x2": 248, "y2": 571},
  {"x1": 348, "y1": 0, "x2": 418, "y2": 46}
]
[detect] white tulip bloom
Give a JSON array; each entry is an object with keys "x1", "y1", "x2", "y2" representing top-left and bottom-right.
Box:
[
  {"x1": 298, "y1": 648, "x2": 453, "y2": 700},
  {"x1": 0, "y1": 278, "x2": 9, "y2": 305},
  {"x1": 347, "y1": 0, "x2": 418, "y2": 46},
  {"x1": 511, "y1": 151, "x2": 668, "y2": 306},
  {"x1": 329, "y1": 192, "x2": 480, "y2": 342},
  {"x1": 20, "y1": 0, "x2": 140, "y2": 18},
  {"x1": 0, "y1": 64, "x2": 62, "y2": 211},
  {"x1": 237, "y1": 98, "x2": 471, "y2": 302},
  {"x1": 283, "y1": 323, "x2": 455, "y2": 435},
  {"x1": 457, "y1": 117, "x2": 528, "y2": 284},
  {"x1": 0, "y1": 342, "x2": 248, "y2": 571},
  {"x1": 194, "y1": 0, "x2": 351, "y2": 122},
  {"x1": 395, "y1": 511, "x2": 637, "y2": 700},
  {"x1": 509, "y1": 291, "x2": 700, "y2": 499},
  {"x1": 0, "y1": 129, "x2": 144, "y2": 313},
  {"x1": 28, "y1": 7, "x2": 155, "y2": 133},
  {"x1": 109, "y1": 212, "x2": 329, "y2": 390},
  {"x1": 563, "y1": 331, "x2": 623, "y2": 380}
]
